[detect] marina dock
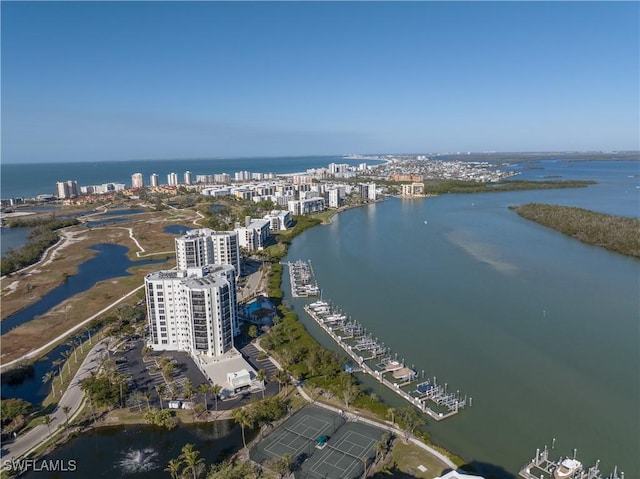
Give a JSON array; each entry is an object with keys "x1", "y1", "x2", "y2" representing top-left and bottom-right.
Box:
[
  {"x1": 304, "y1": 298, "x2": 469, "y2": 421},
  {"x1": 286, "y1": 260, "x2": 320, "y2": 298},
  {"x1": 519, "y1": 445, "x2": 624, "y2": 479}
]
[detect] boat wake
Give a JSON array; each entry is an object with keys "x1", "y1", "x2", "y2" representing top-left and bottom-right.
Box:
[
  {"x1": 118, "y1": 447, "x2": 160, "y2": 474},
  {"x1": 446, "y1": 230, "x2": 517, "y2": 274}
]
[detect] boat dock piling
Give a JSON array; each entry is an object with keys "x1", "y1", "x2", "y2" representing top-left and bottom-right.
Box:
[
  {"x1": 519, "y1": 445, "x2": 624, "y2": 479},
  {"x1": 303, "y1": 296, "x2": 469, "y2": 421},
  {"x1": 287, "y1": 260, "x2": 320, "y2": 298}
]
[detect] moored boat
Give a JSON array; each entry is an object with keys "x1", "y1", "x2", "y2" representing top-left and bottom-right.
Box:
[{"x1": 553, "y1": 458, "x2": 582, "y2": 479}]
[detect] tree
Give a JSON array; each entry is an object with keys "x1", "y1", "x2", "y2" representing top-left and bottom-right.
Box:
[
  {"x1": 211, "y1": 383, "x2": 221, "y2": 414},
  {"x1": 198, "y1": 383, "x2": 210, "y2": 413},
  {"x1": 256, "y1": 369, "x2": 268, "y2": 399},
  {"x1": 184, "y1": 379, "x2": 194, "y2": 401},
  {"x1": 62, "y1": 350, "x2": 73, "y2": 374},
  {"x1": 232, "y1": 407, "x2": 253, "y2": 449},
  {"x1": 248, "y1": 324, "x2": 258, "y2": 340},
  {"x1": 341, "y1": 376, "x2": 359, "y2": 409},
  {"x1": 396, "y1": 406, "x2": 425, "y2": 441},
  {"x1": 156, "y1": 384, "x2": 166, "y2": 410},
  {"x1": 43, "y1": 371, "x2": 56, "y2": 397},
  {"x1": 274, "y1": 369, "x2": 289, "y2": 394},
  {"x1": 165, "y1": 458, "x2": 182, "y2": 479},
  {"x1": 52, "y1": 359, "x2": 64, "y2": 384},
  {"x1": 42, "y1": 415, "x2": 54, "y2": 445},
  {"x1": 143, "y1": 391, "x2": 152, "y2": 411},
  {"x1": 61, "y1": 405, "x2": 72, "y2": 426},
  {"x1": 386, "y1": 407, "x2": 396, "y2": 425},
  {"x1": 269, "y1": 453, "x2": 293, "y2": 479},
  {"x1": 373, "y1": 433, "x2": 390, "y2": 464},
  {"x1": 0, "y1": 398, "x2": 32, "y2": 426},
  {"x1": 179, "y1": 443, "x2": 205, "y2": 479}
]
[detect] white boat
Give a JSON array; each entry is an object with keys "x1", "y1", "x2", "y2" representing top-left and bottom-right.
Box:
[
  {"x1": 553, "y1": 458, "x2": 582, "y2": 479},
  {"x1": 309, "y1": 301, "x2": 329, "y2": 310}
]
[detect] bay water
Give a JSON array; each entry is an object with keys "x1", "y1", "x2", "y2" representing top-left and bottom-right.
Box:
[{"x1": 284, "y1": 160, "x2": 639, "y2": 476}]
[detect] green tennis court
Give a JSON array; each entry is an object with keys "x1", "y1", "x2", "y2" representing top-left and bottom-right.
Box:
[{"x1": 251, "y1": 405, "x2": 385, "y2": 479}]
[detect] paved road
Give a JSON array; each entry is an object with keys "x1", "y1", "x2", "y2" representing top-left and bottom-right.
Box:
[{"x1": 1, "y1": 339, "x2": 109, "y2": 462}]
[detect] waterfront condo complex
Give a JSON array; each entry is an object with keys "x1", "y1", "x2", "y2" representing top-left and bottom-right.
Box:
[
  {"x1": 174, "y1": 228, "x2": 241, "y2": 274},
  {"x1": 144, "y1": 264, "x2": 238, "y2": 357}
]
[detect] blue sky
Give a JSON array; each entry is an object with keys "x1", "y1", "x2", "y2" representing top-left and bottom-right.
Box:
[{"x1": 2, "y1": 1, "x2": 638, "y2": 163}]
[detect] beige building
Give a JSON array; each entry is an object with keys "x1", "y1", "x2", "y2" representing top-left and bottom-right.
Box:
[{"x1": 401, "y1": 182, "x2": 425, "y2": 196}]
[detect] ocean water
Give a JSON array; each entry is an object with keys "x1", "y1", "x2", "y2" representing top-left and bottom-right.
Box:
[{"x1": 0, "y1": 156, "x2": 382, "y2": 199}]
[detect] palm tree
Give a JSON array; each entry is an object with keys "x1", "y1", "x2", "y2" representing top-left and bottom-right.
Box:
[
  {"x1": 211, "y1": 383, "x2": 221, "y2": 414},
  {"x1": 156, "y1": 384, "x2": 166, "y2": 410},
  {"x1": 179, "y1": 443, "x2": 204, "y2": 479},
  {"x1": 43, "y1": 371, "x2": 56, "y2": 397},
  {"x1": 52, "y1": 359, "x2": 64, "y2": 385},
  {"x1": 274, "y1": 369, "x2": 289, "y2": 394},
  {"x1": 361, "y1": 453, "x2": 369, "y2": 479},
  {"x1": 184, "y1": 379, "x2": 194, "y2": 401},
  {"x1": 164, "y1": 458, "x2": 182, "y2": 479},
  {"x1": 143, "y1": 391, "x2": 152, "y2": 411},
  {"x1": 42, "y1": 415, "x2": 54, "y2": 445},
  {"x1": 62, "y1": 349, "x2": 73, "y2": 374},
  {"x1": 256, "y1": 369, "x2": 267, "y2": 399},
  {"x1": 373, "y1": 440, "x2": 384, "y2": 463},
  {"x1": 67, "y1": 340, "x2": 78, "y2": 363},
  {"x1": 61, "y1": 405, "x2": 72, "y2": 426},
  {"x1": 232, "y1": 407, "x2": 252, "y2": 449},
  {"x1": 386, "y1": 407, "x2": 396, "y2": 426},
  {"x1": 84, "y1": 326, "x2": 93, "y2": 345},
  {"x1": 198, "y1": 383, "x2": 210, "y2": 412}
]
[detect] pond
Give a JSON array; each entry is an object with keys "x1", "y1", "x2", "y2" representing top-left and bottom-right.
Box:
[
  {"x1": 22, "y1": 421, "x2": 253, "y2": 478},
  {"x1": 1, "y1": 244, "x2": 165, "y2": 334},
  {"x1": 162, "y1": 225, "x2": 192, "y2": 235}
]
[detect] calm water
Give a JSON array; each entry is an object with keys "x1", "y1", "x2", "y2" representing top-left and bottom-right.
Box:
[
  {"x1": 163, "y1": 225, "x2": 192, "y2": 235},
  {"x1": 0, "y1": 156, "x2": 383, "y2": 199},
  {"x1": 1, "y1": 244, "x2": 164, "y2": 334},
  {"x1": 1, "y1": 227, "x2": 31, "y2": 256},
  {"x1": 284, "y1": 160, "x2": 640, "y2": 477},
  {"x1": 22, "y1": 421, "x2": 250, "y2": 478}
]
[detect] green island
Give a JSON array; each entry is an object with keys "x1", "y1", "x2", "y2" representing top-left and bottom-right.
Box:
[
  {"x1": 511, "y1": 203, "x2": 640, "y2": 258},
  {"x1": 421, "y1": 179, "x2": 596, "y2": 195}
]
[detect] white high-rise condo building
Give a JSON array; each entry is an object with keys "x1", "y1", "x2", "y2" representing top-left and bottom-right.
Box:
[
  {"x1": 150, "y1": 173, "x2": 159, "y2": 187},
  {"x1": 184, "y1": 171, "x2": 192, "y2": 185},
  {"x1": 131, "y1": 172, "x2": 144, "y2": 189},
  {"x1": 56, "y1": 180, "x2": 79, "y2": 199},
  {"x1": 175, "y1": 228, "x2": 241, "y2": 275},
  {"x1": 145, "y1": 265, "x2": 237, "y2": 357},
  {"x1": 234, "y1": 219, "x2": 271, "y2": 251},
  {"x1": 167, "y1": 172, "x2": 179, "y2": 186}
]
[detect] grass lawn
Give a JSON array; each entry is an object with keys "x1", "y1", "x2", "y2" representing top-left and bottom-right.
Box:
[{"x1": 372, "y1": 440, "x2": 450, "y2": 479}]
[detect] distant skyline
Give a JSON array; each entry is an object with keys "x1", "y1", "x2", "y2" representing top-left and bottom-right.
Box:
[{"x1": 1, "y1": 1, "x2": 639, "y2": 164}]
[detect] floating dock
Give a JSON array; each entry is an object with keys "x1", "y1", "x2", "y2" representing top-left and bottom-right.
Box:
[
  {"x1": 519, "y1": 445, "x2": 625, "y2": 479},
  {"x1": 286, "y1": 260, "x2": 320, "y2": 298},
  {"x1": 304, "y1": 298, "x2": 469, "y2": 421}
]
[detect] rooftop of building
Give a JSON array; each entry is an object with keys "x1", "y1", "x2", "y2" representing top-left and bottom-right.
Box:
[{"x1": 193, "y1": 348, "x2": 257, "y2": 396}]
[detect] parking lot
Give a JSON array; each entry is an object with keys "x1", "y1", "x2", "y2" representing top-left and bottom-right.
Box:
[{"x1": 110, "y1": 338, "x2": 280, "y2": 412}]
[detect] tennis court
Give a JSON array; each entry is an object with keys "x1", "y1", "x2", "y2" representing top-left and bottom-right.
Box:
[{"x1": 251, "y1": 405, "x2": 385, "y2": 479}]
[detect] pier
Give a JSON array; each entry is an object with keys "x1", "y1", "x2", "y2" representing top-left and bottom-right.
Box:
[
  {"x1": 304, "y1": 298, "x2": 469, "y2": 421},
  {"x1": 286, "y1": 260, "x2": 320, "y2": 298},
  {"x1": 519, "y1": 445, "x2": 624, "y2": 479}
]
